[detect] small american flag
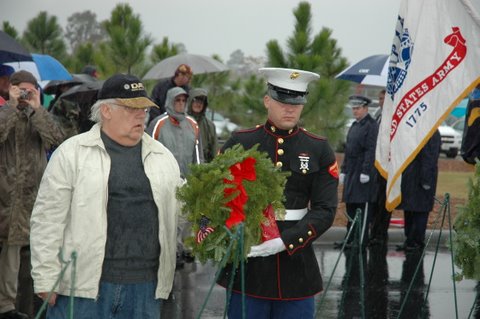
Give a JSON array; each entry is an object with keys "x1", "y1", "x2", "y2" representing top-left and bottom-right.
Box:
[{"x1": 196, "y1": 216, "x2": 215, "y2": 243}]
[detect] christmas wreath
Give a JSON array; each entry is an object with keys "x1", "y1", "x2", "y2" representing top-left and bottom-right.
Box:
[
  {"x1": 176, "y1": 144, "x2": 289, "y2": 264},
  {"x1": 452, "y1": 162, "x2": 480, "y2": 280}
]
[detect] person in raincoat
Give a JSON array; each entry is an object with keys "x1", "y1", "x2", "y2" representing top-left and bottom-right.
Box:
[
  {"x1": 146, "y1": 87, "x2": 203, "y2": 267},
  {"x1": 187, "y1": 88, "x2": 218, "y2": 162},
  {"x1": 148, "y1": 64, "x2": 192, "y2": 125}
]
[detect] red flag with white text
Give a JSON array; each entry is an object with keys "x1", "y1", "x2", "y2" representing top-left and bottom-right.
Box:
[{"x1": 375, "y1": 0, "x2": 480, "y2": 211}]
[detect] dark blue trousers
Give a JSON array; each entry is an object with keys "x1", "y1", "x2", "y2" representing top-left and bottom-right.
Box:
[
  {"x1": 228, "y1": 292, "x2": 314, "y2": 319},
  {"x1": 404, "y1": 211, "x2": 429, "y2": 247}
]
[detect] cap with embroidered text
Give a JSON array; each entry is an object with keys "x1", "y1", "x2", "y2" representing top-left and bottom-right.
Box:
[
  {"x1": 259, "y1": 67, "x2": 320, "y2": 105},
  {"x1": 97, "y1": 73, "x2": 159, "y2": 108},
  {"x1": 348, "y1": 95, "x2": 371, "y2": 108}
]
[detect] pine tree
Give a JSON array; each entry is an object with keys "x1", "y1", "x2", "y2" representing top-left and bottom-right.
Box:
[{"x1": 265, "y1": 2, "x2": 351, "y2": 146}]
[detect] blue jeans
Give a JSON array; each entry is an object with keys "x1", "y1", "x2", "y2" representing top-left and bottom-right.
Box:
[
  {"x1": 46, "y1": 281, "x2": 162, "y2": 319},
  {"x1": 228, "y1": 292, "x2": 314, "y2": 319}
]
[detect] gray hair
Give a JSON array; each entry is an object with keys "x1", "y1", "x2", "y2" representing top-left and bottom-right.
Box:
[{"x1": 89, "y1": 98, "x2": 117, "y2": 123}]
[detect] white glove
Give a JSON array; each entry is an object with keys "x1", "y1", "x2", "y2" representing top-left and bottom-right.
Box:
[
  {"x1": 247, "y1": 238, "x2": 285, "y2": 258},
  {"x1": 422, "y1": 184, "x2": 431, "y2": 190},
  {"x1": 339, "y1": 173, "x2": 345, "y2": 184},
  {"x1": 359, "y1": 174, "x2": 370, "y2": 184}
]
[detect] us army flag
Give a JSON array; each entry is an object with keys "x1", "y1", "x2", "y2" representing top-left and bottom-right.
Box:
[{"x1": 375, "y1": 0, "x2": 480, "y2": 211}]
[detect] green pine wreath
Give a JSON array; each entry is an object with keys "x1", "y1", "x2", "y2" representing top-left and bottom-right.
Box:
[
  {"x1": 176, "y1": 144, "x2": 289, "y2": 264},
  {"x1": 452, "y1": 162, "x2": 480, "y2": 280}
]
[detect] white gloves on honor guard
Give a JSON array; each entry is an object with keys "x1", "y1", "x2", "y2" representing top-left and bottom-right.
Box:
[
  {"x1": 359, "y1": 174, "x2": 370, "y2": 184},
  {"x1": 339, "y1": 173, "x2": 345, "y2": 184},
  {"x1": 248, "y1": 238, "x2": 286, "y2": 257}
]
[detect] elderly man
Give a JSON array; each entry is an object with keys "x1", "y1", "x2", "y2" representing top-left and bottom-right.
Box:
[
  {"x1": 0, "y1": 70, "x2": 64, "y2": 319},
  {"x1": 218, "y1": 68, "x2": 339, "y2": 318},
  {"x1": 30, "y1": 74, "x2": 182, "y2": 318}
]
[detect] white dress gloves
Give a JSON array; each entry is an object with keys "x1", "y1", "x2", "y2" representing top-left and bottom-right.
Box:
[
  {"x1": 247, "y1": 238, "x2": 286, "y2": 257},
  {"x1": 359, "y1": 174, "x2": 370, "y2": 184},
  {"x1": 339, "y1": 173, "x2": 345, "y2": 184}
]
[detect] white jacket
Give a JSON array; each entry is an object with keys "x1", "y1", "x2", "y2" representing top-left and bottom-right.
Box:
[{"x1": 30, "y1": 124, "x2": 182, "y2": 300}]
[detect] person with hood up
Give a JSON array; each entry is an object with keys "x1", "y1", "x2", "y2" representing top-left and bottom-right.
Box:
[
  {"x1": 147, "y1": 64, "x2": 192, "y2": 125},
  {"x1": 146, "y1": 86, "x2": 203, "y2": 267},
  {"x1": 187, "y1": 88, "x2": 218, "y2": 163}
]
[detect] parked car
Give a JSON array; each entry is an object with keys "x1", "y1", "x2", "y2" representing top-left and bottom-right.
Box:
[
  {"x1": 438, "y1": 123, "x2": 462, "y2": 158},
  {"x1": 205, "y1": 109, "x2": 239, "y2": 138},
  {"x1": 451, "y1": 116, "x2": 465, "y2": 135}
]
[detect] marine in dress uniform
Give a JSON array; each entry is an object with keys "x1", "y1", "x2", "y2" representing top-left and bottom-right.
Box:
[{"x1": 218, "y1": 68, "x2": 339, "y2": 319}]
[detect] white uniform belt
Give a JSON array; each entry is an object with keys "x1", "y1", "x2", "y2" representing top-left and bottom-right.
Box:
[{"x1": 277, "y1": 208, "x2": 308, "y2": 221}]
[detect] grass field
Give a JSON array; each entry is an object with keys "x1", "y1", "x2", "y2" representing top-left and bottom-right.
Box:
[{"x1": 436, "y1": 171, "x2": 473, "y2": 200}]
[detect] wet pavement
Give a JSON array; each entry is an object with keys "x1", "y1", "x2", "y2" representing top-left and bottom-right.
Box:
[
  {"x1": 15, "y1": 227, "x2": 479, "y2": 318},
  {"x1": 163, "y1": 227, "x2": 479, "y2": 319}
]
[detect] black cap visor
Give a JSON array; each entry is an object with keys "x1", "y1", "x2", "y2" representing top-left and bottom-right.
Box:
[{"x1": 267, "y1": 84, "x2": 307, "y2": 105}]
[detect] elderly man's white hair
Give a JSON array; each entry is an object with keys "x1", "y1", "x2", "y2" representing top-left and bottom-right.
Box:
[{"x1": 89, "y1": 99, "x2": 117, "y2": 123}]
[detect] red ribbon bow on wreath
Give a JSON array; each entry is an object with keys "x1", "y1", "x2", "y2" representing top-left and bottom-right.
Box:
[{"x1": 224, "y1": 157, "x2": 257, "y2": 229}]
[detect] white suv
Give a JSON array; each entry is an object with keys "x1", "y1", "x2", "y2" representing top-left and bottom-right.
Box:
[{"x1": 438, "y1": 124, "x2": 462, "y2": 158}]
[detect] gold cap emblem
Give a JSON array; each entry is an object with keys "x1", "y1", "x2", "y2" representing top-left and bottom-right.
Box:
[{"x1": 290, "y1": 72, "x2": 300, "y2": 80}]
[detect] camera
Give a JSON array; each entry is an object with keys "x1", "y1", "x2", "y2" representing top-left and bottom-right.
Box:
[{"x1": 19, "y1": 89, "x2": 31, "y2": 100}]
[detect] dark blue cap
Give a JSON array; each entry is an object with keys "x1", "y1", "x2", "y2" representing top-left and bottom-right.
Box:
[{"x1": 0, "y1": 65, "x2": 14, "y2": 77}]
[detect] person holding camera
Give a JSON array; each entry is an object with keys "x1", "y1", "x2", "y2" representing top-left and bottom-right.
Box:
[{"x1": 0, "y1": 70, "x2": 64, "y2": 319}]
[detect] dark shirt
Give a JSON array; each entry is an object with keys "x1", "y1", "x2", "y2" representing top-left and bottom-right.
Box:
[{"x1": 100, "y1": 131, "x2": 160, "y2": 283}]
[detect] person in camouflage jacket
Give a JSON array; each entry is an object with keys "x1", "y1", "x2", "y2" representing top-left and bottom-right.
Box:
[{"x1": 0, "y1": 71, "x2": 64, "y2": 318}]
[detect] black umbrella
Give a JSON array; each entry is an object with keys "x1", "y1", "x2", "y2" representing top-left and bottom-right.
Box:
[
  {"x1": 61, "y1": 80, "x2": 103, "y2": 104},
  {"x1": 0, "y1": 31, "x2": 32, "y2": 63},
  {"x1": 43, "y1": 79, "x2": 83, "y2": 95}
]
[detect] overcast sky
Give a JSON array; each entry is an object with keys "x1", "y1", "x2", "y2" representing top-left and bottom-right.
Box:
[{"x1": 1, "y1": 0, "x2": 402, "y2": 65}]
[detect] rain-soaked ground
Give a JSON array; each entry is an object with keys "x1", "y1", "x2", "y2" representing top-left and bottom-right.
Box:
[
  {"x1": 15, "y1": 227, "x2": 479, "y2": 319},
  {"x1": 162, "y1": 228, "x2": 479, "y2": 319}
]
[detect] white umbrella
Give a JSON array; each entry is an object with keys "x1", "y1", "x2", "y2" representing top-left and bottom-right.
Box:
[
  {"x1": 143, "y1": 53, "x2": 229, "y2": 80},
  {"x1": 336, "y1": 54, "x2": 389, "y2": 87}
]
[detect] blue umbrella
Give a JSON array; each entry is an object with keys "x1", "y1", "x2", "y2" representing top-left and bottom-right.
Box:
[
  {"x1": 336, "y1": 54, "x2": 389, "y2": 87},
  {"x1": 5, "y1": 53, "x2": 72, "y2": 81},
  {"x1": 32, "y1": 54, "x2": 72, "y2": 81},
  {"x1": 451, "y1": 98, "x2": 468, "y2": 118}
]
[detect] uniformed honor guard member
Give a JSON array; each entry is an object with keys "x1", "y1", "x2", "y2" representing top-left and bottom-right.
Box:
[
  {"x1": 338, "y1": 95, "x2": 378, "y2": 247},
  {"x1": 218, "y1": 68, "x2": 339, "y2": 319}
]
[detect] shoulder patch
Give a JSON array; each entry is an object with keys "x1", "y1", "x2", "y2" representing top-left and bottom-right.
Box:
[{"x1": 328, "y1": 160, "x2": 339, "y2": 179}]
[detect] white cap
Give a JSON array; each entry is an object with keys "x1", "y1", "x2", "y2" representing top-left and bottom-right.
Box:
[{"x1": 259, "y1": 67, "x2": 320, "y2": 104}]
